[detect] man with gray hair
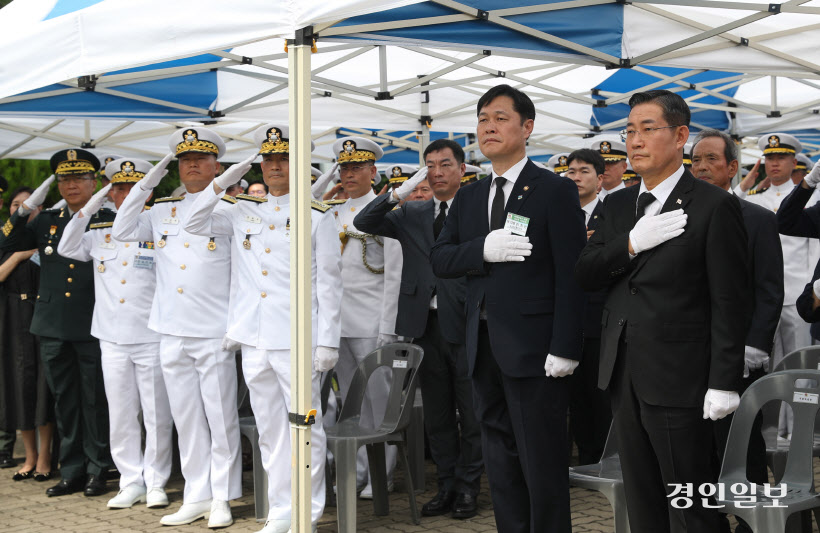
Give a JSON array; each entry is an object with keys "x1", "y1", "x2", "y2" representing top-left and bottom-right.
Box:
[{"x1": 691, "y1": 128, "x2": 783, "y2": 533}]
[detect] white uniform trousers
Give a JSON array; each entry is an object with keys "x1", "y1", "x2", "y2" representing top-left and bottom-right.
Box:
[
  {"x1": 773, "y1": 305, "x2": 813, "y2": 437},
  {"x1": 100, "y1": 340, "x2": 173, "y2": 490},
  {"x1": 159, "y1": 335, "x2": 242, "y2": 503},
  {"x1": 335, "y1": 337, "x2": 396, "y2": 486},
  {"x1": 241, "y1": 346, "x2": 326, "y2": 523}
]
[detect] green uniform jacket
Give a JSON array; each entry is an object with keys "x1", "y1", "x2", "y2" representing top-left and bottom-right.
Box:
[{"x1": 0, "y1": 207, "x2": 116, "y2": 341}]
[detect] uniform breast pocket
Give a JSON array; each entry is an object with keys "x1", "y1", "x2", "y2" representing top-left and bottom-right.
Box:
[
  {"x1": 94, "y1": 247, "x2": 118, "y2": 262},
  {"x1": 236, "y1": 223, "x2": 264, "y2": 238},
  {"x1": 157, "y1": 224, "x2": 180, "y2": 238}
]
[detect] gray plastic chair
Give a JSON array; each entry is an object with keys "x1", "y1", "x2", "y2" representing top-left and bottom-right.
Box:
[
  {"x1": 765, "y1": 346, "x2": 820, "y2": 483},
  {"x1": 325, "y1": 342, "x2": 423, "y2": 533},
  {"x1": 238, "y1": 416, "x2": 267, "y2": 522},
  {"x1": 717, "y1": 369, "x2": 820, "y2": 532},
  {"x1": 569, "y1": 422, "x2": 631, "y2": 533}
]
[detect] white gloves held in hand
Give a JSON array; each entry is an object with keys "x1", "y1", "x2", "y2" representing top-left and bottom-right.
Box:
[
  {"x1": 221, "y1": 335, "x2": 241, "y2": 353},
  {"x1": 378, "y1": 333, "x2": 399, "y2": 348},
  {"x1": 806, "y1": 161, "x2": 820, "y2": 188},
  {"x1": 483, "y1": 229, "x2": 532, "y2": 263},
  {"x1": 80, "y1": 184, "x2": 112, "y2": 218},
  {"x1": 703, "y1": 389, "x2": 740, "y2": 421},
  {"x1": 20, "y1": 175, "x2": 55, "y2": 214},
  {"x1": 215, "y1": 153, "x2": 257, "y2": 191},
  {"x1": 814, "y1": 279, "x2": 820, "y2": 300},
  {"x1": 743, "y1": 346, "x2": 769, "y2": 378},
  {"x1": 314, "y1": 346, "x2": 339, "y2": 372},
  {"x1": 629, "y1": 209, "x2": 687, "y2": 255},
  {"x1": 544, "y1": 354, "x2": 579, "y2": 378},
  {"x1": 140, "y1": 153, "x2": 175, "y2": 191},
  {"x1": 392, "y1": 167, "x2": 428, "y2": 201}
]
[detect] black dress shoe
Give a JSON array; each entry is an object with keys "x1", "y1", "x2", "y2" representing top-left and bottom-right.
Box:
[
  {"x1": 46, "y1": 477, "x2": 86, "y2": 497},
  {"x1": 452, "y1": 492, "x2": 478, "y2": 519},
  {"x1": 84, "y1": 473, "x2": 108, "y2": 496},
  {"x1": 0, "y1": 455, "x2": 16, "y2": 468},
  {"x1": 422, "y1": 489, "x2": 456, "y2": 516}
]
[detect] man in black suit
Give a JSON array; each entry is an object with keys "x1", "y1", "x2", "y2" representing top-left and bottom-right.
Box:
[
  {"x1": 575, "y1": 90, "x2": 750, "y2": 533},
  {"x1": 565, "y1": 149, "x2": 612, "y2": 465},
  {"x1": 354, "y1": 138, "x2": 483, "y2": 519},
  {"x1": 691, "y1": 129, "x2": 783, "y2": 533},
  {"x1": 430, "y1": 84, "x2": 586, "y2": 533}
]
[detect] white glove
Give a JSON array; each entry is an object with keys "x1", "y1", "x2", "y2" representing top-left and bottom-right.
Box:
[
  {"x1": 311, "y1": 163, "x2": 339, "y2": 200},
  {"x1": 483, "y1": 229, "x2": 532, "y2": 263},
  {"x1": 215, "y1": 153, "x2": 256, "y2": 191},
  {"x1": 80, "y1": 184, "x2": 112, "y2": 218},
  {"x1": 806, "y1": 160, "x2": 820, "y2": 188},
  {"x1": 392, "y1": 167, "x2": 429, "y2": 201},
  {"x1": 314, "y1": 346, "x2": 339, "y2": 372},
  {"x1": 813, "y1": 279, "x2": 820, "y2": 299},
  {"x1": 378, "y1": 333, "x2": 399, "y2": 347},
  {"x1": 221, "y1": 335, "x2": 240, "y2": 353},
  {"x1": 140, "y1": 153, "x2": 174, "y2": 191},
  {"x1": 49, "y1": 199, "x2": 67, "y2": 210},
  {"x1": 544, "y1": 354, "x2": 579, "y2": 378},
  {"x1": 743, "y1": 346, "x2": 769, "y2": 378},
  {"x1": 629, "y1": 209, "x2": 687, "y2": 255},
  {"x1": 20, "y1": 175, "x2": 55, "y2": 214},
  {"x1": 703, "y1": 389, "x2": 740, "y2": 421}
]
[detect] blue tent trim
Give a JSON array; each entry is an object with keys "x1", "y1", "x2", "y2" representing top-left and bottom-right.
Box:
[{"x1": 45, "y1": 0, "x2": 105, "y2": 20}]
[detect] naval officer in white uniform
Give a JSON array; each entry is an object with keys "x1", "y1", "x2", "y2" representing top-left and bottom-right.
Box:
[
  {"x1": 185, "y1": 124, "x2": 342, "y2": 533},
  {"x1": 58, "y1": 158, "x2": 173, "y2": 510},
  {"x1": 112, "y1": 128, "x2": 249, "y2": 528}
]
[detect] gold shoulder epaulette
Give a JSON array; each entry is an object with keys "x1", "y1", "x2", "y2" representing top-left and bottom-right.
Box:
[
  {"x1": 2, "y1": 219, "x2": 12, "y2": 237},
  {"x1": 325, "y1": 199, "x2": 347, "y2": 205},
  {"x1": 89, "y1": 222, "x2": 114, "y2": 229},
  {"x1": 154, "y1": 196, "x2": 184, "y2": 203},
  {"x1": 143, "y1": 205, "x2": 151, "y2": 211},
  {"x1": 311, "y1": 200, "x2": 331, "y2": 213},
  {"x1": 236, "y1": 194, "x2": 267, "y2": 203},
  {"x1": 221, "y1": 195, "x2": 238, "y2": 204}
]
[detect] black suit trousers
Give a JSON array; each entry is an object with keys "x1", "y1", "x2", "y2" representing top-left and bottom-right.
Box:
[
  {"x1": 569, "y1": 336, "x2": 611, "y2": 464},
  {"x1": 39, "y1": 337, "x2": 112, "y2": 479},
  {"x1": 415, "y1": 311, "x2": 483, "y2": 495},
  {"x1": 472, "y1": 322, "x2": 570, "y2": 533}
]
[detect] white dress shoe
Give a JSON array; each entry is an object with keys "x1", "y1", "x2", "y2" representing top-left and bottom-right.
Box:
[
  {"x1": 359, "y1": 480, "x2": 394, "y2": 500},
  {"x1": 160, "y1": 499, "x2": 212, "y2": 526},
  {"x1": 107, "y1": 483, "x2": 146, "y2": 508},
  {"x1": 146, "y1": 487, "x2": 169, "y2": 508},
  {"x1": 286, "y1": 525, "x2": 318, "y2": 533},
  {"x1": 260, "y1": 519, "x2": 290, "y2": 533},
  {"x1": 208, "y1": 499, "x2": 233, "y2": 529}
]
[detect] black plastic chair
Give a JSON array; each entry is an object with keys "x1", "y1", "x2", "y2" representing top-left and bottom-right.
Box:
[{"x1": 325, "y1": 343, "x2": 423, "y2": 533}]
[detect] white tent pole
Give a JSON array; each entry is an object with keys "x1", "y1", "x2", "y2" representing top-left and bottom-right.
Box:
[
  {"x1": 288, "y1": 27, "x2": 314, "y2": 533},
  {"x1": 771, "y1": 76, "x2": 778, "y2": 116}
]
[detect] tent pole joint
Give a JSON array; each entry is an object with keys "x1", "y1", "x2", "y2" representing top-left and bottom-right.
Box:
[
  {"x1": 290, "y1": 25, "x2": 315, "y2": 47},
  {"x1": 767, "y1": 110, "x2": 782, "y2": 118},
  {"x1": 78, "y1": 75, "x2": 97, "y2": 92},
  {"x1": 620, "y1": 58, "x2": 632, "y2": 68},
  {"x1": 768, "y1": 3, "x2": 781, "y2": 14},
  {"x1": 241, "y1": 56, "x2": 253, "y2": 65},
  {"x1": 477, "y1": 9, "x2": 490, "y2": 20},
  {"x1": 420, "y1": 115, "x2": 433, "y2": 128},
  {"x1": 81, "y1": 141, "x2": 93, "y2": 148},
  {"x1": 740, "y1": 37, "x2": 750, "y2": 46},
  {"x1": 376, "y1": 91, "x2": 394, "y2": 101},
  {"x1": 208, "y1": 110, "x2": 224, "y2": 118}
]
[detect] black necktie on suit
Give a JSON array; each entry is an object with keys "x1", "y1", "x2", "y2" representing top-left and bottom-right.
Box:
[
  {"x1": 434, "y1": 201, "x2": 447, "y2": 240},
  {"x1": 636, "y1": 192, "x2": 655, "y2": 221},
  {"x1": 490, "y1": 177, "x2": 507, "y2": 230}
]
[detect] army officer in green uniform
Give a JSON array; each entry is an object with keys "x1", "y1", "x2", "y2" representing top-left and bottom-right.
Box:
[{"x1": 0, "y1": 149, "x2": 114, "y2": 497}]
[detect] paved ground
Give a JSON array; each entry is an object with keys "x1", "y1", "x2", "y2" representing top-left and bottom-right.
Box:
[{"x1": 1, "y1": 433, "x2": 817, "y2": 532}]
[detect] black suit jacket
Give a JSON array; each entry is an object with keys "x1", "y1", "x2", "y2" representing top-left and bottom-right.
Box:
[
  {"x1": 354, "y1": 195, "x2": 466, "y2": 344},
  {"x1": 797, "y1": 258, "x2": 820, "y2": 340},
  {"x1": 575, "y1": 171, "x2": 750, "y2": 407},
  {"x1": 738, "y1": 197, "x2": 783, "y2": 353},
  {"x1": 430, "y1": 159, "x2": 587, "y2": 378},
  {"x1": 0, "y1": 207, "x2": 115, "y2": 341},
  {"x1": 777, "y1": 182, "x2": 820, "y2": 238},
  {"x1": 583, "y1": 201, "x2": 606, "y2": 339}
]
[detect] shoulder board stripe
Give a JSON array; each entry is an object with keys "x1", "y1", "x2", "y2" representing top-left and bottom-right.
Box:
[
  {"x1": 237, "y1": 194, "x2": 267, "y2": 203},
  {"x1": 324, "y1": 199, "x2": 347, "y2": 205},
  {"x1": 143, "y1": 205, "x2": 152, "y2": 211},
  {"x1": 311, "y1": 200, "x2": 331, "y2": 213},
  {"x1": 154, "y1": 196, "x2": 184, "y2": 203},
  {"x1": 89, "y1": 222, "x2": 114, "y2": 229},
  {"x1": 221, "y1": 195, "x2": 238, "y2": 204}
]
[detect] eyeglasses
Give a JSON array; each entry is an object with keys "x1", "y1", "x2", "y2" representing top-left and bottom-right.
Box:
[
  {"x1": 56, "y1": 176, "x2": 95, "y2": 184},
  {"x1": 619, "y1": 125, "x2": 682, "y2": 143}
]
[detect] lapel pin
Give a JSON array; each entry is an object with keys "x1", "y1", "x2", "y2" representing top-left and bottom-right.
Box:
[
  {"x1": 523, "y1": 186, "x2": 529, "y2": 191},
  {"x1": 676, "y1": 198, "x2": 682, "y2": 205},
  {"x1": 517, "y1": 195, "x2": 523, "y2": 200}
]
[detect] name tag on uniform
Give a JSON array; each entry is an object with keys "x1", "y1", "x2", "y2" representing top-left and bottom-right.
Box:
[
  {"x1": 161, "y1": 217, "x2": 179, "y2": 225},
  {"x1": 133, "y1": 255, "x2": 154, "y2": 270},
  {"x1": 504, "y1": 213, "x2": 530, "y2": 236},
  {"x1": 98, "y1": 242, "x2": 116, "y2": 249},
  {"x1": 245, "y1": 215, "x2": 261, "y2": 224}
]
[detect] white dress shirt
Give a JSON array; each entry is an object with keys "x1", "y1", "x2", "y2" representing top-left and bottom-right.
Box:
[
  {"x1": 58, "y1": 214, "x2": 160, "y2": 344},
  {"x1": 635, "y1": 165, "x2": 685, "y2": 217},
  {"x1": 112, "y1": 187, "x2": 233, "y2": 338},
  {"x1": 598, "y1": 181, "x2": 625, "y2": 200},
  {"x1": 487, "y1": 155, "x2": 528, "y2": 223},
  {"x1": 185, "y1": 187, "x2": 343, "y2": 350}
]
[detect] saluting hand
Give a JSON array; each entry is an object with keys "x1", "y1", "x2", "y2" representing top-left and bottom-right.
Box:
[
  {"x1": 392, "y1": 167, "x2": 428, "y2": 201},
  {"x1": 140, "y1": 153, "x2": 174, "y2": 191},
  {"x1": 80, "y1": 184, "x2": 112, "y2": 218},
  {"x1": 214, "y1": 153, "x2": 257, "y2": 192},
  {"x1": 805, "y1": 160, "x2": 820, "y2": 189},
  {"x1": 20, "y1": 174, "x2": 55, "y2": 214},
  {"x1": 312, "y1": 163, "x2": 339, "y2": 200}
]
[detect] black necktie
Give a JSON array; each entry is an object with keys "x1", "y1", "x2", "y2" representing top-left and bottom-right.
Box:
[
  {"x1": 434, "y1": 201, "x2": 447, "y2": 240},
  {"x1": 636, "y1": 192, "x2": 655, "y2": 221},
  {"x1": 490, "y1": 177, "x2": 507, "y2": 230}
]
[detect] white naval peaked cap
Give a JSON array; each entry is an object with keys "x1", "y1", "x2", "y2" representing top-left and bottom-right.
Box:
[
  {"x1": 106, "y1": 158, "x2": 152, "y2": 184},
  {"x1": 98, "y1": 154, "x2": 124, "y2": 176},
  {"x1": 547, "y1": 153, "x2": 570, "y2": 173},
  {"x1": 333, "y1": 136, "x2": 384, "y2": 163},
  {"x1": 796, "y1": 153, "x2": 813, "y2": 170},
  {"x1": 387, "y1": 164, "x2": 418, "y2": 184},
  {"x1": 253, "y1": 123, "x2": 315, "y2": 154},
  {"x1": 588, "y1": 138, "x2": 627, "y2": 162},
  {"x1": 683, "y1": 142, "x2": 694, "y2": 166},
  {"x1": 758, "y1": 132, "x2": 802, "y2": 155},
  {"x1": 169, "y1": 127, "x2": 226, "y2": 159}
]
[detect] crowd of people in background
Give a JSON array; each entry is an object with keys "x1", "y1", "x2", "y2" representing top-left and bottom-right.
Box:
[{"x1": 0, "y1": 84, "x2": 818, "y2": 533}]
